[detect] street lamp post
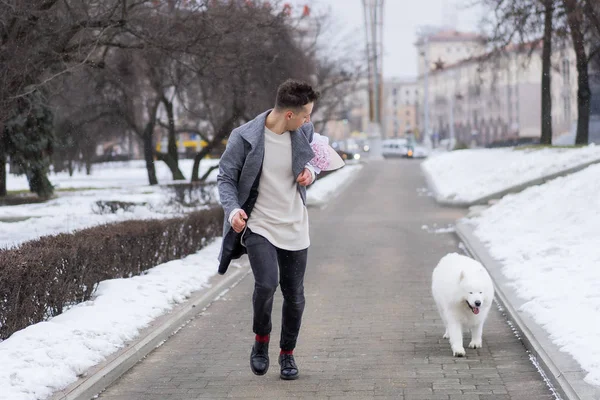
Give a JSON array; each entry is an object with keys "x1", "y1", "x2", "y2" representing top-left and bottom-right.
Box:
[
  {"x1": 422, "y1": 36, "x2": 431, "y2": 149},
  {"x1": 448, "y1": 70, "x2": 457, "y2": 150},
  {"x1": 362, "y1": 0, "x2": 385, "y2": 159}
]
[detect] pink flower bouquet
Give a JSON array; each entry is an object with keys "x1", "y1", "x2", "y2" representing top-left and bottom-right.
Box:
[{"x1": 309, "y1": 133, "x2": 345, "y2": 173}]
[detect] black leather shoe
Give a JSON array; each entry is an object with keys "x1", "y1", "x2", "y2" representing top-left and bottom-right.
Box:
[
  {"x1": 279, "y1": 353, "x2": 299, "y2": 380},
  {"x1": 250, "y1": 341, "x2": 269, "y2": 376}
]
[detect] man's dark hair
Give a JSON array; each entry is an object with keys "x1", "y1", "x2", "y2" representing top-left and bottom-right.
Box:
[{"x1": 275, "y1": 79, "x2": 320, "y2": 110}]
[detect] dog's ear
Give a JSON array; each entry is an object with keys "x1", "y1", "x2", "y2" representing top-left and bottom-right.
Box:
[{"x1": 459, "y1": 270, "x2": 465, "y2": 282}]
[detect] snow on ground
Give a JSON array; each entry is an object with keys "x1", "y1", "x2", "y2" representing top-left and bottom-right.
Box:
[
  {"x1": 421, "y1": 146, "x2": 600, "y2": 203},
  {"x1": 0, "y1": 161, "x2": 360, "y2": 400},
  {"x1": 307, "y1": 164, "x2": 363, "y2": 205},
  {"x1": 0, "y1": 240, "x2": 221, "y2": 400},
  {"x1": 6, "y1": 159, "x2": 217, "y2": 191},
  {"x1": 466, "y1": 163, "x2": 600, "y2": 386},
  {"x1": 1, "y1": 159, "x2": 220, "y2": 248},
  {"x1": 1, "y1": 160, "x2": 363, "y2": 248}
]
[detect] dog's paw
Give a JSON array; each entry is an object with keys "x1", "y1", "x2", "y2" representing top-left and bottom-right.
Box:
[
  {"x1": 452, "y1": 347, "x2": 466, "y2": 357},
  {"x1": 469, "y1": 340, "x2": 482, "y2": 349}
]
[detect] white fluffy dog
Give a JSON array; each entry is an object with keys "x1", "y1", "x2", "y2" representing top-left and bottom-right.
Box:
[{"x1": 432, "y1": 253, "x2": 495, "y2": 357}]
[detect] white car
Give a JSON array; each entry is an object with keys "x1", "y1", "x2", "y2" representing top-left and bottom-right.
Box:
[
  {"x1": 407, "y1": 145, "x2": 430, "y2": 159},
  {"x1": 382, "y1": 139, "x2": 408, "y2": 158}
]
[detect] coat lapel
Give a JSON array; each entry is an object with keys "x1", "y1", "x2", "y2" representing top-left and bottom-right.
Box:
[
  {"x1": 238, "y1": 111, "x2": 267, "y2": 189},
  {"x1": 240, "y1": 110, "x2": 268, "y2": 152},
  {"x1": 291, "y1": 125, "x2": 315, "y2": 178}
]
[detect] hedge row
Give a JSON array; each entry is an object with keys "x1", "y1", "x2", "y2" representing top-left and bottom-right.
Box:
[{"x1": 0, "y1": 206, "x2": 223, "y2": 340}]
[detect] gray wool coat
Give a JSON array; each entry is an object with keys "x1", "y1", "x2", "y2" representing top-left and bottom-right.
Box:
[{"x1": 216, "y1": 109, "x2": 315, "y2": 265}]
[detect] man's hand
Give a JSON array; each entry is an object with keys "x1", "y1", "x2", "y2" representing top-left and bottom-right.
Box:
[
  {"x1": 232, "y1": 209, "x2": 248, "y2": 233},
  {"x1": 296, "y1": 168, "x2": 313, "y2": 187}
]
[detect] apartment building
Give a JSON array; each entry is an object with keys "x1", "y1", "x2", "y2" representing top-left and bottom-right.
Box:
[{"x1": 416, "y1": 28, "x2": 580, "y2": 146}]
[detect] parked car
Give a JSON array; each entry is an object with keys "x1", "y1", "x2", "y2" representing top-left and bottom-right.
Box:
[
  {"x1": 382, "y1": 139, "x2": 408, "y2": 158},
  {"x1": 405, "y1": 145, "x2": 429, "y2": 159}
]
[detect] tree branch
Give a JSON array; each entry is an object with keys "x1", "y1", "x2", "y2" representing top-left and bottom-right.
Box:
[{"x1": 199, "y1": 165, "x2": 219, "y2": 182}]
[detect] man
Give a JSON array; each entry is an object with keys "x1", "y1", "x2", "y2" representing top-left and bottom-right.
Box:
[{"x1": 217, "y1": 79, "x2": 320, "y2": 380}]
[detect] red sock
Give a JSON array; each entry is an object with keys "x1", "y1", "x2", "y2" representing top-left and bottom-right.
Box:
[
  {"x1": 280, "y1": 349, "x2": 293, "y2": 355},
  {"x1": 255, "y1": 334, "x2": 270, "y2": 343}
]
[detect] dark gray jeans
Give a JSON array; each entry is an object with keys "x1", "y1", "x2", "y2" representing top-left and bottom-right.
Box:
[{"x1": 244, "y1": 229, "x2": 308, "y2": 351}]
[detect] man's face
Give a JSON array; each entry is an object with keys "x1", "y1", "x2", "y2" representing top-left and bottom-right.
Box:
[{"x1": 285, "y1": 102, "x2": 314, "y2": 131}]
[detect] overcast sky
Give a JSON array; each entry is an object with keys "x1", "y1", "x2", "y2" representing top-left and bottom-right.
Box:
[{"x1": 288, "y1": 0, "x2": 484, "y2": 79}]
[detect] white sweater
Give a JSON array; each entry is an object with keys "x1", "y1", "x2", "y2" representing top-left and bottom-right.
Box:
[{"x1": 246, "y1": 127, "x2": 310, "y2": 250}]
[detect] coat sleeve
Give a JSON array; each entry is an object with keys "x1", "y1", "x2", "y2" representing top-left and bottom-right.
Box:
[{"x1": 217, "y1": 130, "x2": 245, "y2": 219}]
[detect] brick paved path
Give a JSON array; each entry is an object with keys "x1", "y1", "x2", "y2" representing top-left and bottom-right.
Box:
[{"x1": 99, "y1": 159, "x2": 555, "y2": 400}]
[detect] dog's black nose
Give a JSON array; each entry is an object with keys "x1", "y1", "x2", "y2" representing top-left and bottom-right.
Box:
[{"x1": 475, "y1": 301, "x2": 481, "y2": 307}]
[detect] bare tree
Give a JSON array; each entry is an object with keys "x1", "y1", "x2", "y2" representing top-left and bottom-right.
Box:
[
  {"x1": 286, "y1": 9, "x2": 366, "y2": 135},
  {"x1": 50, "y1": 69, "x2": 126, "y2": 176},
  {"x1": 178, "y1": 1, "x2": 316, "y2": 182},
  {"x1": 52, "y1": 4, "x2": 213, "y2": 186},
  {"x1": 562, "y1": 0, "x2": 596, "y2": 144},
  {"x1": 1, "y1": 0, "x2": 362, "y2": 193},
  {"x1": 143, "y1": 48, "x2": 187, "y2": 181},
  {"x1": 311, "y1": 52, "x2": 366, "y2": 135},
  {"x1": 0, "y1": 0, "x2": 211, "y2": 194},
  {"x1": 100, "y1": 50, "x2": 162, "y2": 185},
  {"x1": 478, "y1": 0, "x2": 559, "y2": 144}
]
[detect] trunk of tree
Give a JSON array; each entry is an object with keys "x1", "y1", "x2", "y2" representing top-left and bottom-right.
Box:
[
  {"x1": 156, "y1": 152, "x2": 185, "y2": 180},
  {"x1": 29, "y1": 168, "x2": 53, "y2": 198},
  {"x1": 82, "y1": 145, "x2": 94, "y2": 175},
  {"x1": 143, "y1": 123, "x2": 158, "y2": 186},
  {"x1": 540, "y1": 0, "x2": 554, "y2": 145},
  {"x1": 140, "y1": 99, "x2": 161, "y2": 185},
  {"x1": 68, "y1": 159, "x2": 74, "y2": 177},
  {"x1": 0, "y1": 134, "x2": 6, "y2": 197},
  {"x1": 191, "y1": 141, "x2": 217, "y2": 182},
  {"x1": 163, "y1": 98, "x2": 185, "y2": 180},
  {"x1": 191, "y1": 111, "x2": 240, "y2": 182},
  {"x1": 564, "y1": 0, "x2": 591, "y2": 145}
]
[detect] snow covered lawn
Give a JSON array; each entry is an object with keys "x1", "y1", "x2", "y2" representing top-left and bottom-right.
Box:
[
  {"x1": 1, "y1": 159, "x2": 220, "y2": 248},
  {"x1": 0, "y1": 240, "x2": 221, "y2": 400},
  {"x1": 421, "y1": 146, "x2": 600, "y2": 203},
  {"x1": 465, "y1": 163, "x2": 600, "y2": 386},
  {"x1": 6, "y1": 159, "x2": 217, "y2": 192},
  {"x1": 0, "y1": 162, "x2": 360, "y2": 400},
  {"x1": 1, "y1": 160, "x2": 362, "y2": 248}
]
